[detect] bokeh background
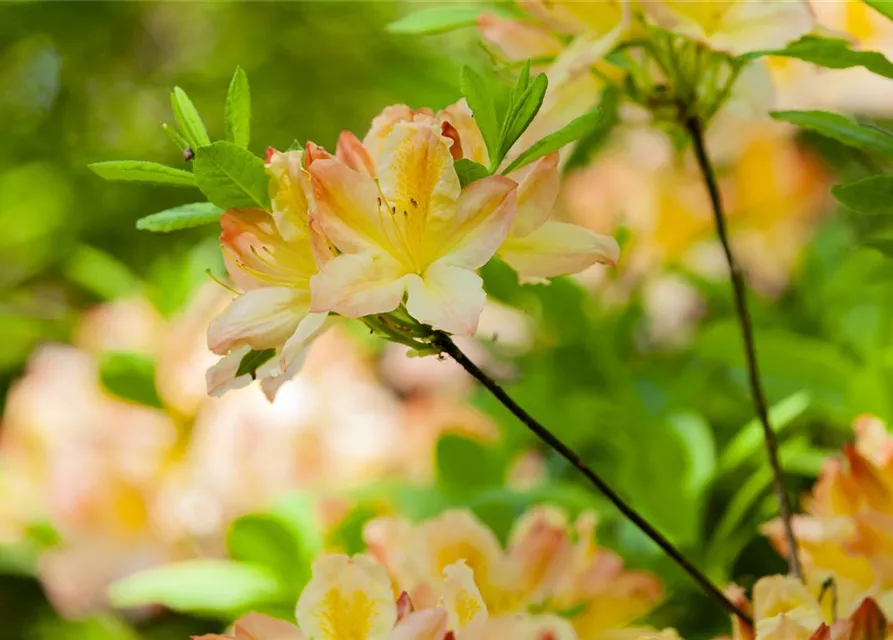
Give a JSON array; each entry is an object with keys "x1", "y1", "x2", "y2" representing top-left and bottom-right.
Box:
[{"x1": 3, "y1": 2, "x2": 893, "y2": 639}]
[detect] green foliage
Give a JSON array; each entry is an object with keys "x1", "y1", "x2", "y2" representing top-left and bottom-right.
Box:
[
  {"x1": 64, "y1": 245, "x2": 144, "y2": 300},
  {"x1": 435, "y1": 434, "x2": 506, "y2": 497},
  {"x1": 227, "y1": 514, "x2": 307, "y2": 593},
  {"x1": 744, "y1": 35, "x2": 893, "y2": 80},
  {"x1": 454, "y1": 158, "x2": 491, "y2": 187},
  {"x1": 225, "y1": 66, "x2": 251, "y2": 149},
  {"x1": 236, "y1": 348, "x2": 277, "y2": 378},
  {"x1": 194, "y1": 141, "x2": 271, "y2": 210},
  {"x1": 97, "y1": 351, "x2": 163, "y2": 408},
  {"x1": 833, "y1": 174, "x2": 893, "y2": 214},
  {"x1": 772, "y1": 110, "x2": 893, "y2": 158},
  {"x1": 564, "y1": 86, "x2": 621, "y2": 173},
  {"x1": 460, "y1": 65, "x2": 501, "y2": 162},
  {"x1": 863, "y1": 0, "x2": 893, "y2": 21},
  {"x1": 109, "y1": 560, "x2": 283, "y2": 617},
  {"x1": 136, "y1": 202, "x2": 223, "y2": 232},
  {"x1": 493, "y1": 62, "x2": 548, "y2": 171},
  {"x1": 88, "y1": 161, "x2": 195, "y2": 186},
  {"x1": 171, "y1": 86, "x2": 211, "y2": 149},
  {"x1": 387, "y1": 6, "x2": 489, "y2": 35},
  {"x1": 502, "y1": 108, "x2": 604, "y2": 174}
]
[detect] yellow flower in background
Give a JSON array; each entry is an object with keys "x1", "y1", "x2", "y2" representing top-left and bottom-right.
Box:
[
  {"x1": 307, "y1": 114, "x2": 517, "y2": 335},
  {"x1": 641, "y1": 0, "x2": 814, "y2": 55},
  {"x1": 363, "y1": 506, "x2": 663, "y2": 639},
  {"x1": 763, "y1": 416, "x2": 893, "y2": 620},
  {"x1": 208, "y1": 148, "x2": 331, "y2": 400}
]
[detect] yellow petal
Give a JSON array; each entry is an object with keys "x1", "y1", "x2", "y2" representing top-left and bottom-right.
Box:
[
  {"x1": 509, "y1": 153, "x2": 560, "y2": 238},
  {"x1": 363, "y1": 104, "x2": 434, "y2": 159},
  {"x1": 267, "y1": 149, "x2": 312, "y2": 242},
  {"x1": 207, "y1": 287, "x2": 312, "y2": 355},
  {"x1": 295, "y1": 554, "x2": 396, "y2": 640},
  {"x1": 405, "y1": 262, "x2": 486, "y2": 336},
  {"x1": 500, "y1": 221, "x2": 619, "y2": 281},
  {"x1": 753, "y1": 575, "x2": 824, "y2": 640},
  {"x1": 442, "y1": 560, "x2": 488, "y2": 631},
  {"x1": 438, "y1": 100, "x2": 490, "y2": 166},
  {"x1": 309, "y1": 251, "x2": 409, "y2": 318}
]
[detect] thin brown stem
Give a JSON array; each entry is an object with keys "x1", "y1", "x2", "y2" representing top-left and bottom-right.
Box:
[
  {"x1": 431, "y1": 332, "x2": 753, "y2": 625},
  {"x1": 684, "y1": 115, "x2": 803, "y2": 580}
]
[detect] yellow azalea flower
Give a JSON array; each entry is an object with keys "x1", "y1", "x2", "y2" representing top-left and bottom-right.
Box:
[
  {"x1": 207, "y1": 148, "x2": 330, "y2": 399},
  {"x1": 360, "y1": 100, "x2": 619, "y2": 284},
  {"x1": 764, "y1": 417, "x2": 893, "y2": 619},
  {"x1": 305, "y1": 116, "x2": 517, "y2": 335},
  {"x1": 363, "y1": 506, "x2": 662, "y2": 639},
  {"x1": 642, "y1": 0, "x2": 814, "y2": 55}
]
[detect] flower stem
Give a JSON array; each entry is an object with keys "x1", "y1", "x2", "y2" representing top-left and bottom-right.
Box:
[
  {"x1": 684, "y1": 115, "x2": 803, "y2": 580},
  {"x1": 431, "y1": 331, "x2": 753, "y2": 625}
]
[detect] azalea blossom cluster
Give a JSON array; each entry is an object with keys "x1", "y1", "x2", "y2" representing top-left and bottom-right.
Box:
[
  {"x1": 208, "y1": 102, "x2": 619, "y2": 398},
  {"x1": 764, "y1": 416, "x2": 893, "y2": 619},
  {"x1": 197, "y1": 506, "x2": 663, "y2": 640}
]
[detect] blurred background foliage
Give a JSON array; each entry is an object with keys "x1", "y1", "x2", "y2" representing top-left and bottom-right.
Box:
[{"x1": 2, "y1": 2, "x2": 893, "y2": 640}]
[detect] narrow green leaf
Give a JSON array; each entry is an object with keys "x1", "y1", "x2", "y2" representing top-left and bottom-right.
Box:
[
  {"x1": 88, "y1": 161, "x2": 195, "y2": 186},
  {"x1": 171, "y1": 86, "x2": 211, "y2": 149},
  {"x1": 502, "y1": 108, "x2": 603, "y2": 174},
  {"x1": 109, "y1": 560, "x2": 282, "y2": 616},
  {"x1": 771, "y1": 110, "x2": 893, "y2": 157},
  {"x1": 227, "y1": 514, "x2": 304, "y2": 591},
  {"x1": 136, "y1": 202, "x2": 223, "y2": 233},
  {"x1": 162, "y1": 123, "x2": 190, "y2": 153},
  {"x1": 864, "y1": 0, "x2": 893, "y2": 21},
  {"x1": 498, "y1": 72, "x2": 548, "y2": 165},
  {"x1": 460, "y1": 66, "x2": 500, "y2": 162},
  {"x1": 454, "y1": 158, "x2": 491, "y2": 188},
  {"x1": 833, "y1": 174, "x2": 893, "y2": 214},
  {"x1": 98, "y1": 352, "x2": 163, "y2": 408},
  {"x1": 194, "y1": 141, "x2": 271, "y2": 210},
  {"x1": 564, "y1": 86, "x2": 620, "y2": 172},
  {"x1": 225, "y1": 66, "x2": 251, "y2": 148},
  {"x1": 387, "y1": 6, "x2": 486, "y2": 35},
  {"x1": 236, "y1": 348, "x2": 276, "y2": 379},
  {"x1": 65, "y1": 245, "x2": 143, "y2": 300},
  {"x1": 514, "y1": 59, "x2": 531, "y2": 95},
  {"x1": 743, "y1": 35, "x2": 893, "y2": 80}
]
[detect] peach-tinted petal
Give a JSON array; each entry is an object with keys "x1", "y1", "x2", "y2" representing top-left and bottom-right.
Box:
[
  {"x1": 207, "y1": 287, "x2": 311, "y2": 355},
  {"x1": 206, "y1": 345, "x2": 254, "y2": 397},
  {"x1": 363, "y1": 104, "x2": 434, "y2": 159},
  {"x1": 267, "y1": 149, "x2": 312, "y2": 242},
  {"x1": 510, "y1": 153, "x2": 560, "y2": 238},
  {"x1": 442, "y1": 561, "x2": 488, "y2": 631},
  {"x1": 308, "y1": 156, "x2": 398, "y2": 256},
  {"x1": 438, "y1": 100, "x2": 490, "y2": 166},
  {"x1": 234, "y1": 613, "x2": 306, "y2": 640},
  {"x1": 433, "y1": 175, "x2": 517, "y2": 270},
  {"x1": 460, "y1": 613, "x2": 579, "y2": 640},
  {"x1": 336, "y1": 131, "x2": 376, "y2": 178},
  {"x1": 506, "y1": 506, "x2": 573, "y2": 600},
  {"x1": 477, "y1": 13, "x2": 563, "y2": 62},
  {"x1": 309, "y1": 252, "x2": 410, "y2": 318},
  {"x1": 499, "y1": 221, "x2": 619, "y2": 281},
  {"x1": 295, "y1": 554, "x2": 396, "y2": 640},
  {"x1": 390, "y1": 608, "x2": 449, "y2": 640},
  {"x1": 257, "y1": 312, "x2": 332, "y2": 401},
  {"x1": 519, "y1": 0, "x2": 585, "y2": 34},
  {"x1": 405, "y1": 262, "x2": 486, "y2": 335},
  {"x1": 835, "y1": 598, "x2": 887, "y2": 640}
]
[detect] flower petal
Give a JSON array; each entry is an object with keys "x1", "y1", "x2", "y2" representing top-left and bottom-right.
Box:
[
  {"x1": 389, "y1": 609, "x2": 449, "y2": 640},
  {"x1": 267, "y1": 149, "x2": 312, "y2": 242},
  {"x1": 442, "y1": 561, "x2": 488, "y2": 631},
  {"x1": 206, "y1": 346, "x2": 254, "y2": 397},
  {"x1": 310, "y1": 252, "x2": 410, "y2": 318},
  {"x1": 234, "y1": 613, "x2": 305, "y2": 640},
  {"x1": 207, "y1": 287, "x2": 311, "y2": 355},
  {"x1": 295, "y1": 554, "x2": 396, "y2": 640},
  {"x1": 362, "y1": 104, "x2": 434, "y2": 159},
  {"x1": 478, "y1": 13, "x2": 564, "y2": 63},
  {"x1": 406, "y1": 261, "x2": 485, "y2": 336},
  {"x1": 431, "y1": 175, "x2": 517, "y2": 270},
  {"x1": 509, "y1": 152, "x2": 560, "y2": 238},
  {"x1": 438, "y1": 99, "x2": 490, "y2": 166},
  {"x1": 336, "y1": 131, "x2": 376, "y2": 178},
  {"x1": 258, "y1": 312, "x2": 332, "y2": 401},
  {"x1": 499, "y1": 220, "x2": 619, "y2": 281}
]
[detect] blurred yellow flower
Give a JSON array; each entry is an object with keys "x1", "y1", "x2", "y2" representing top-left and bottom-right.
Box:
[{"x1": 363, "y1": 506, "x2": 662, "y2": 639}]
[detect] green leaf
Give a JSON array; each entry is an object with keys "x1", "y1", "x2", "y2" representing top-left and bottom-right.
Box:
[
  {"x1": 454, "y1": 158, "x2": 491, "y2": 188},
  {"x1": 564, "y1": 86, "x2": 621, "y2": 172},
  {"x1": 88, "y1": 161, "x2": 195, "y2": 186},
  {"x1": 194, "y1": 141, "x2": 271, "y2": 210},
  {"x1": 162, "y1": 123, "x2": 190, "y2": 153},
  {"x1": 833, "y1": 174, "x2": 893, "y2": 214},
  {"x1": 136, "y1": 202, "x2": 223, "y2": 233},
  {"x1": 109, "y1": 560, "x2": 283, "y2": 616},
  {"x1": 64, "y1": 244, "x2": 143, "y2": 300},
  {"x1": 225, "y1": 66, "x2": 251, "y2": 148},
  {"x1": 864, "y1": 0, "x2": 893, "y2": 21},
  {"x1": 718, "y1": 391, "x2": 812, "y2": 474},
  {"x1": 502, "y1": 108, "x2": 603, "y2": 174},
  {"x1": 98, "y1": 351, "x2": 163, "y2": 408},
  {"x1": 460, "y1": 66, "x2": 500, "y2": 162},
  {"x1": 497, "y1": 72, "x2": 548, "y2": 168},
  {"x1": 387, "y1": 6, "x2": 488, "y2": 35},
  {"x1": 236, "y1": 348, "x2": 277, "y2": 379},
  {"x1": 743, "y1": 35, "x2": 893, "y2": 80},
  {"x1": 227, "y1": 514, "x2": 305, "y2": 593},
  {"x1": 171, "y1": 86, "x2": 211, "y2": 149},
  {"x1": 436, "y1": 434, "x2": 505, "y2": 496},
  {"x1": 771, "y1": 110, "x2": 893, "y2": 157}
]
